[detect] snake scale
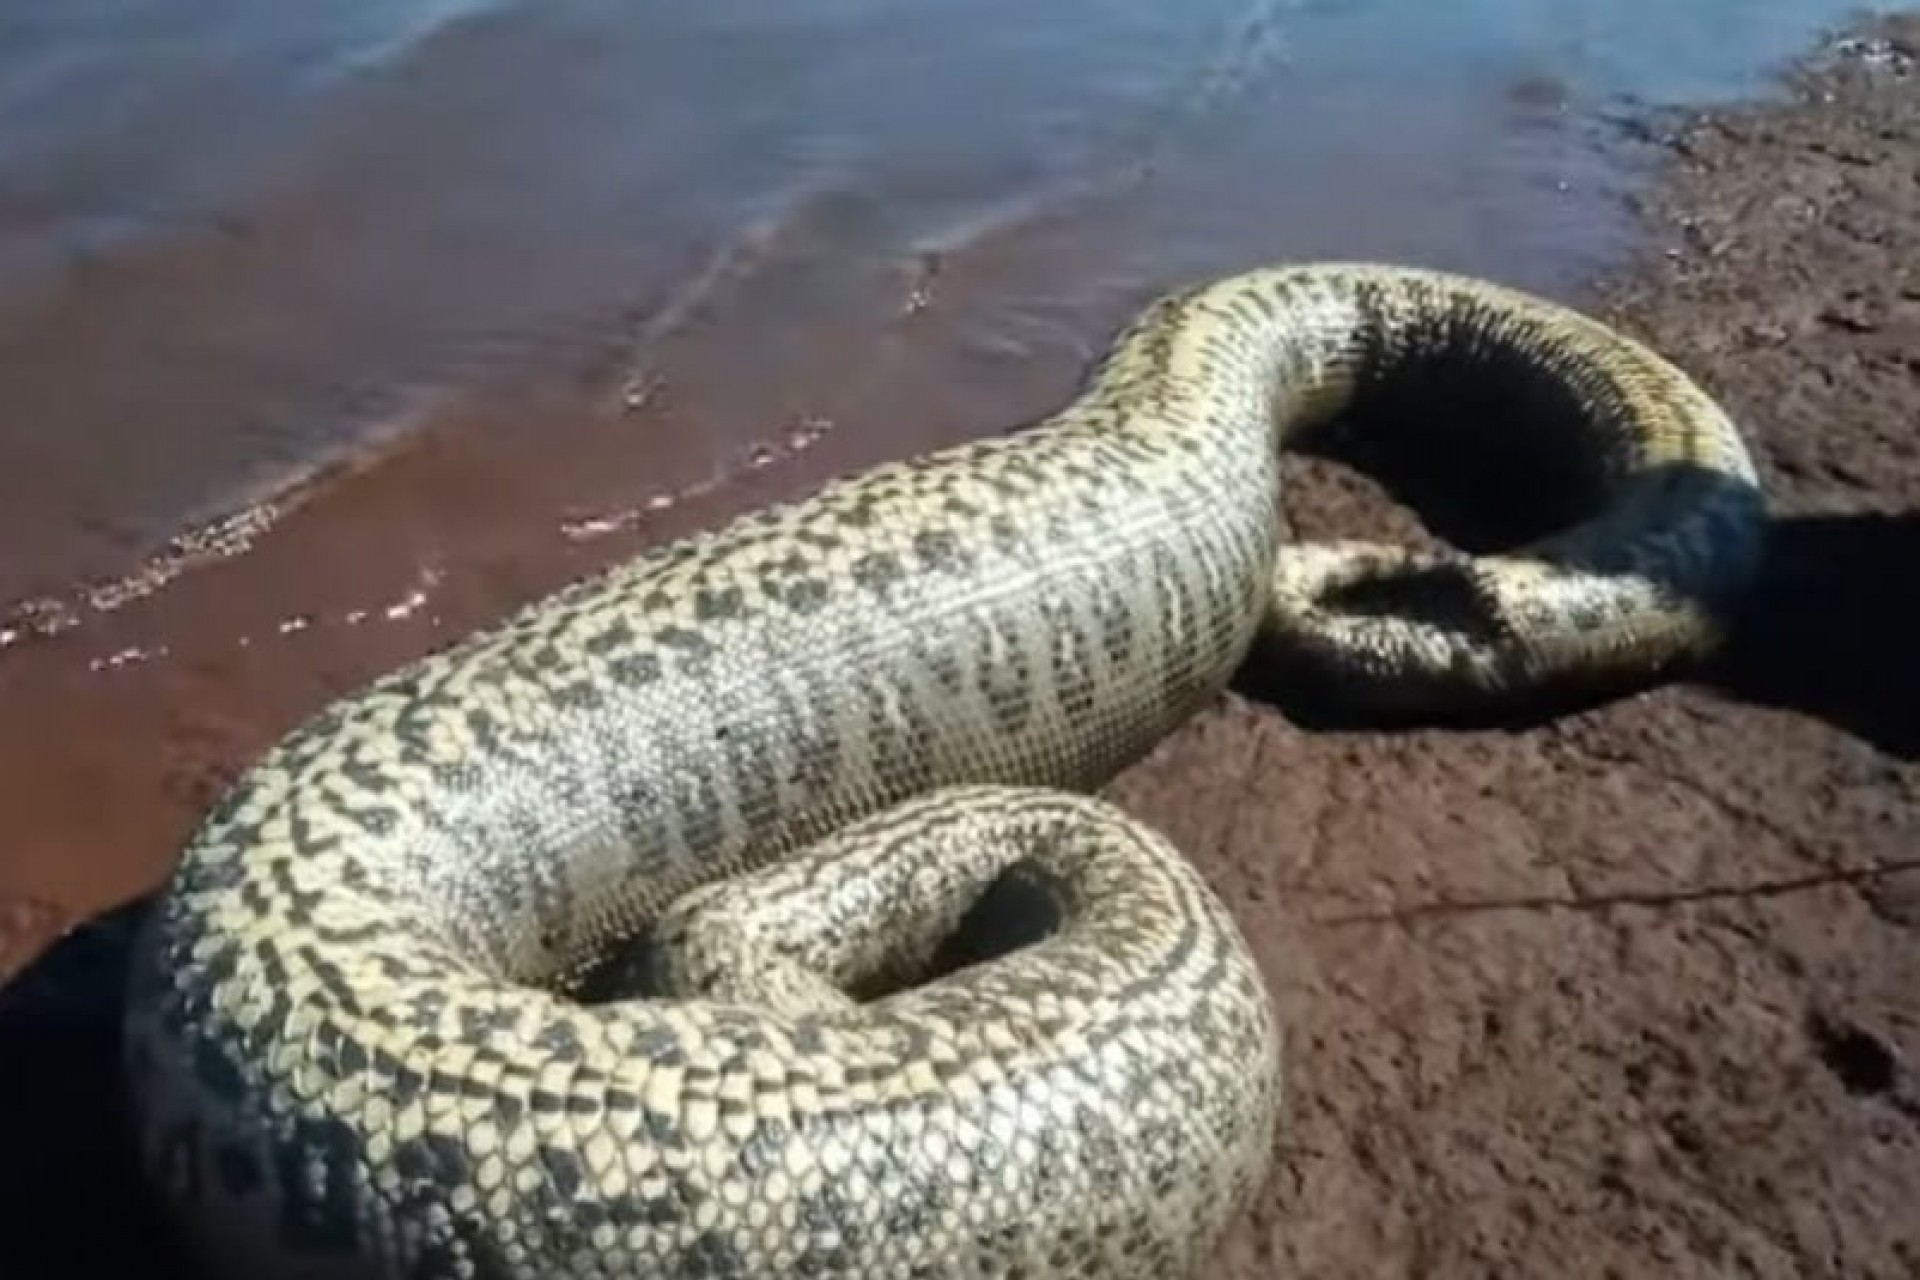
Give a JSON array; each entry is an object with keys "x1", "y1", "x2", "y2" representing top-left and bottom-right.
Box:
[{"x1": 122, "y1": 263, "x2": 1768, "y2": 1279}]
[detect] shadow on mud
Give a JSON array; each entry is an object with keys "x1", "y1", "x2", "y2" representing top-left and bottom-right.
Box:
[
  {"x1": 0, "y1": 897, "x2": 173, "y2": 1278},
  {"x1": 1704, "y1": 511, "x2": 1920, "y2": 761}
]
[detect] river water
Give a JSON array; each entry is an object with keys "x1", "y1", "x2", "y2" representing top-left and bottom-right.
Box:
[{"x1": 0, "y1": 0, "x2": 1872, "y2": 929}]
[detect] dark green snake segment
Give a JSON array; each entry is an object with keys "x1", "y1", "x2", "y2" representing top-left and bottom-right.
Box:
[{"x1": 122, "y1": 263, "x2": 1768, "y2": 1279}]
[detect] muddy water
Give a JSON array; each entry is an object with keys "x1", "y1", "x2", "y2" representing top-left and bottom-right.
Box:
[{"x1": 0, "y1": 0, "x2": 1870, "y2": 952}]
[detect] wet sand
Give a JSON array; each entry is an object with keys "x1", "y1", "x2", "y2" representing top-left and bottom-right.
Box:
[{"x1": 5, "y1": 10, "x2": 1920, "y2": 1279}]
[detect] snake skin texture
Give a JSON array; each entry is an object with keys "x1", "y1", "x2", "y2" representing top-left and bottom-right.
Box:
[{"x1": 122, "y1": 263, "x2": 1768, "y2": 1280}]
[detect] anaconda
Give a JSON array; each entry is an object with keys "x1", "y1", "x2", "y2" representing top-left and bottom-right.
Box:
[{"x1": 122, "y1": 263, "x2": 1768, "y2": 1279}]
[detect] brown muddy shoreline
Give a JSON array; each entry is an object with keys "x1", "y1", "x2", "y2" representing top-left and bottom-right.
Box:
[{"x1": 4, "y1": 12, "x2": 1920, "y2": 1278}]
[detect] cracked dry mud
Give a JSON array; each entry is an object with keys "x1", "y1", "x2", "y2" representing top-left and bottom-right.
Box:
[{"x1": 4, "y1": 14, "x2": 1920, "y2": 1280}]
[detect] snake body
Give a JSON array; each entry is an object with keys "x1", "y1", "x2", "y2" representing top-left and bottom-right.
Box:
[{"x1": 123, "y1": 264, "x2": 1767, "y2": 1279}]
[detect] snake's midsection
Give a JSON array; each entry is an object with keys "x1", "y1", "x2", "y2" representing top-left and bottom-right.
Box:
[{"x1": 408, "y1": 422, "x2": 1282, "y2": 985}]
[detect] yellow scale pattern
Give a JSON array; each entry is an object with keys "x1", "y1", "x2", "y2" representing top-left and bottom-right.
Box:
[{"x1": 123, "y1": 263, "x2": 1767, "y2": 1279}]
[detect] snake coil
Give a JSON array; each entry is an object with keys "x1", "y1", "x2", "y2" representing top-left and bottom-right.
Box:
[{"x1": 124, "y1": 264, "x2": 1766, "y2": 1279}]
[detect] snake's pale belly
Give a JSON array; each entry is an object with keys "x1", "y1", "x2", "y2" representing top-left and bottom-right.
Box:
[{"x1": 122, "y1": 264, "x2": 1767, "y2": 1279}]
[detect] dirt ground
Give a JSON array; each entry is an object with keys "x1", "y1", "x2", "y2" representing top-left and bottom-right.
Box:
[
  {"x1": 1187, "y1": 18, "x2": 1920, "y2": 1276},
  {"x1": 4, "y1": 13, "x2": 1920, "y2": 1280}
]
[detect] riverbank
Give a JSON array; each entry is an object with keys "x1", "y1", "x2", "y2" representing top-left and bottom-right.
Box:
[
  {"x1": 1193, "y1": 15, "x2": 1920, "y2": 1275},
  {"x1": 4, "y1": 11, "x2": 1919, "y2": 1278}
]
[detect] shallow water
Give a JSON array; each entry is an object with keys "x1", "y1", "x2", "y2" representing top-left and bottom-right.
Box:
[
  {"x1": 0, "y1": 0, "x2": 1869, "y2": 598},
  {"x1": 0, "y1": 0, "x2": 1873, "y2": 919}
]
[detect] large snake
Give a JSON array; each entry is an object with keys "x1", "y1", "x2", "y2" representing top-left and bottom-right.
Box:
[{"x1": 122, "y1": 263, "x2": 1767, "y2": 1279}]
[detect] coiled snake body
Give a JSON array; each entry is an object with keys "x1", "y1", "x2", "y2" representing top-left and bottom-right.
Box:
[{"x1": 123, "y1": 264, "x2": 1767, "y2": 1279}]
